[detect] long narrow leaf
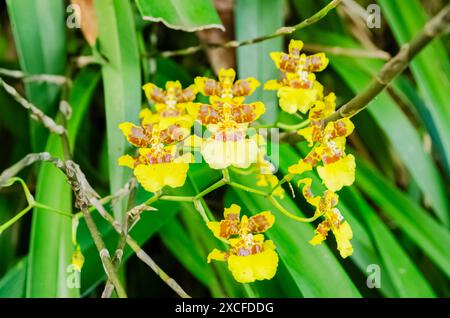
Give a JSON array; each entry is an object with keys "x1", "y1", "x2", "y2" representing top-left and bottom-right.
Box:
[{"x1": 94, "y1": 0, "x2": 142, "y2": 220}]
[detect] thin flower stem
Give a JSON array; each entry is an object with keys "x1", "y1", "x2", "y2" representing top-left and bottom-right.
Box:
[
  {"x1": 323, "y1": 4, "x2": 450, "y2": 124},
  {"x1": 149, "y1": 0, "x2": 342, "y2": 58},
  {"x1": 194, "y1": 200, "x2": 210, "y2": 223},
  {"x1": 269, "y1": 195, "x2": 321, "y2": 223},
  {"x1": 0, "y1": 177, "x2": 72, "y2": 234},
  {"x1": 0, "y1": 153, "x2": 51, "y2": 186},
  {"x1": 194, "y1": 179, "x2": 227, "y2": 199},
  {"x1": 102, "y1": 184, "x2": 137, "y2": 298},
  {"x1": 144, "y1": 193, "x2": 162, "y2": 206},
  {"x1": 276, "y1": 120, "x2": 310, "y2": 131},
  {"x1": 160, "y1": 195, "x2": 195, "y2": 202},
  {"x1": 0, "y1": 205, "x2": 33, "y2": 235},
  {"x1": 269, "y1": 174, "x2": 294, "y2": 195},
  {"x1": 228, "y1": 182, "x2": 268, "y2": 197},
  {"x1": 222, "y1": 168, "x2": 230, "y2": 182},
  {"x1": 33, "y1": 202, "x2": 73, "y2": 218}
]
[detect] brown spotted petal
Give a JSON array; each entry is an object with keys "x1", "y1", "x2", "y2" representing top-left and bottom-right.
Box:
[
  {"x1": 177, "y1": 85, "x2": 197, "y2": 103},
  {"x1": 159, "y1": 125, "x2": 188, "y2": 144},
  {"x1": 303, "y1": 53, "x2": 328, "y2": 72},
  {"x1": 248, "y1": 212, "x2": 275, "y2": 234},
  {"x1": 230, "y1": 101, "x2": 265, "y2": 124},
  {"x1": 279, "y1": 53, "x2": 297, "y2": 73},
  {"x1": 219, "y1": 219, "x2": 241, "y2": 238}
]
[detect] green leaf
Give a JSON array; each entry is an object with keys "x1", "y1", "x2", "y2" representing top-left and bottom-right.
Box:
[
  {"x1": 135, "y1": 0, "x2": 224, "y2": 32},
  {"x1": 346, "y1": 187, "x2": 435, "y2": 297},
  {"x1": 94, "y1": 0, "x2": 142, "y2": 220},
  {"x1": 159, "y1": 216, "x2": 217, "y2": 288},
  {"x1": 6, "y1": 0, "x2": 66, "y2": 151},
  {"x1": 356, "y1": 158, "x2": 450, "y2": 279},
  {"x1": 26, "y1": 69, "x2": 99, "y2": 297},
  {"x1": 0, "y1": 258, "x2": 26, "y2": 298},
  {"x1": 235, "y1": 0, "x2": 283, "y2": 123},
  {"x1": 378, "y1": 0, "x2": 450, "y2": 175}
]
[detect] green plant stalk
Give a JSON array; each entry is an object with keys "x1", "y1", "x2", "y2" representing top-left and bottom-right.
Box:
[{"x1": 268, "y1": 195, "x2": 322, "y2": 223}]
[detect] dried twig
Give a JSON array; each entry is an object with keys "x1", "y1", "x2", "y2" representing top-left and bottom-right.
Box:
[
  {"x1": 0, "y1": 153, "x2": 188, "y2": 298},
  {"x1": 148, "y1": 0, "x2": 342, "y2": 58},
  {"x1": 323, "y1": 4, "x2": 450, "y2": 124},
  {"x1": 0, "y1": 68, "x2": 68, "y2": 85},
  {"x1": 0, "y1": 77, "x2": 67, "y2": 136},
  {"x1": 303, "y1": 43, "x2": 390, "y2": 60},
  {"x1": 0, "y1": 153, "x2": 127, "y2": 297}
]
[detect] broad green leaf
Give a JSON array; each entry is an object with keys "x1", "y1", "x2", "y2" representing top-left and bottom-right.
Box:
[
  {"x1": 94, "y1": 0, "x2": 142, "y2": 220},
  {"x1": 26, "y1": 69, "x2": 100, "y2": 297},
  {"x1": 159, "y1": 216, "x2": 217, "y2": 288},
  {"x1": 356, "y1": 158, "x2": 450, "y2": 279},
  {"x1": 378, "y1": 0, "x2": 450, "y2": 175},
  {"x1": 6, "y1": 0, "x2": 66, "y2": 151},
  {"x1": 347, "y1": 187, "x2": 435, "y2": 297},
  {"x1": 0, "y1": 258, "x2": 26, "y2": 297},
  {"x1": 135, "y1": 0, "x2": 224, "y2": 32},
  {"x1": 235, "y1": 0, "x2": 283, "y2": 123}
]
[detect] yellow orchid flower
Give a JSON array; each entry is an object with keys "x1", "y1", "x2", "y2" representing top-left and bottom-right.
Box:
[
  {"x1": 265, "y1": 39, "x2": 328, "y2": 114},
  {"x1": 188, "y1": 70, "x2": 266, "y2": 170},
  {"x1": 317, "y1": 154, "x2": 356, "y2": 192},
  {"x1": 201, "y1": 135, "x2": 259, "y2": 170},
  {"x1": 289, "y1": 90, "x2": 356, "y2": 191},
  {"x1": 133, "y1": 152, "x2": 192, "y2": 193},
  {"x1": 269, "y1": 40, "x2": 328, "y2": 75},
  {"x1": 206, "y1": 204, "x2": 278, "y2": 283},
  {"x1": 195, "y1": 68, "x2": 260, "y2": 100},
  {"x1": 71, "y1": 245, "x2": 84, "y2": 272},
  {"x1": 142, "y1": 80, "x2": 197, "y2": 128},
  {"x1": 298, "y1": 178, "x2": 353, "y2": 258},
  {"x1": 118, "y1": 144, "x2": 192, "y2": 193},
  {"x1": 277, "y1": 81, "x2": 323, "y2": 114},
  {"x1": 118, "y1": 120, "x2": 191, "y2": 193}
]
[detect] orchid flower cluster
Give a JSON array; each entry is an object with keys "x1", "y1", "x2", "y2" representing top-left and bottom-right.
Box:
[
  {"x1": 267, "y1": 40, "x2": 355, "y2": 258},
  {"x1": 118, "y1": 39, "x2": 356, "y2": 283}
]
